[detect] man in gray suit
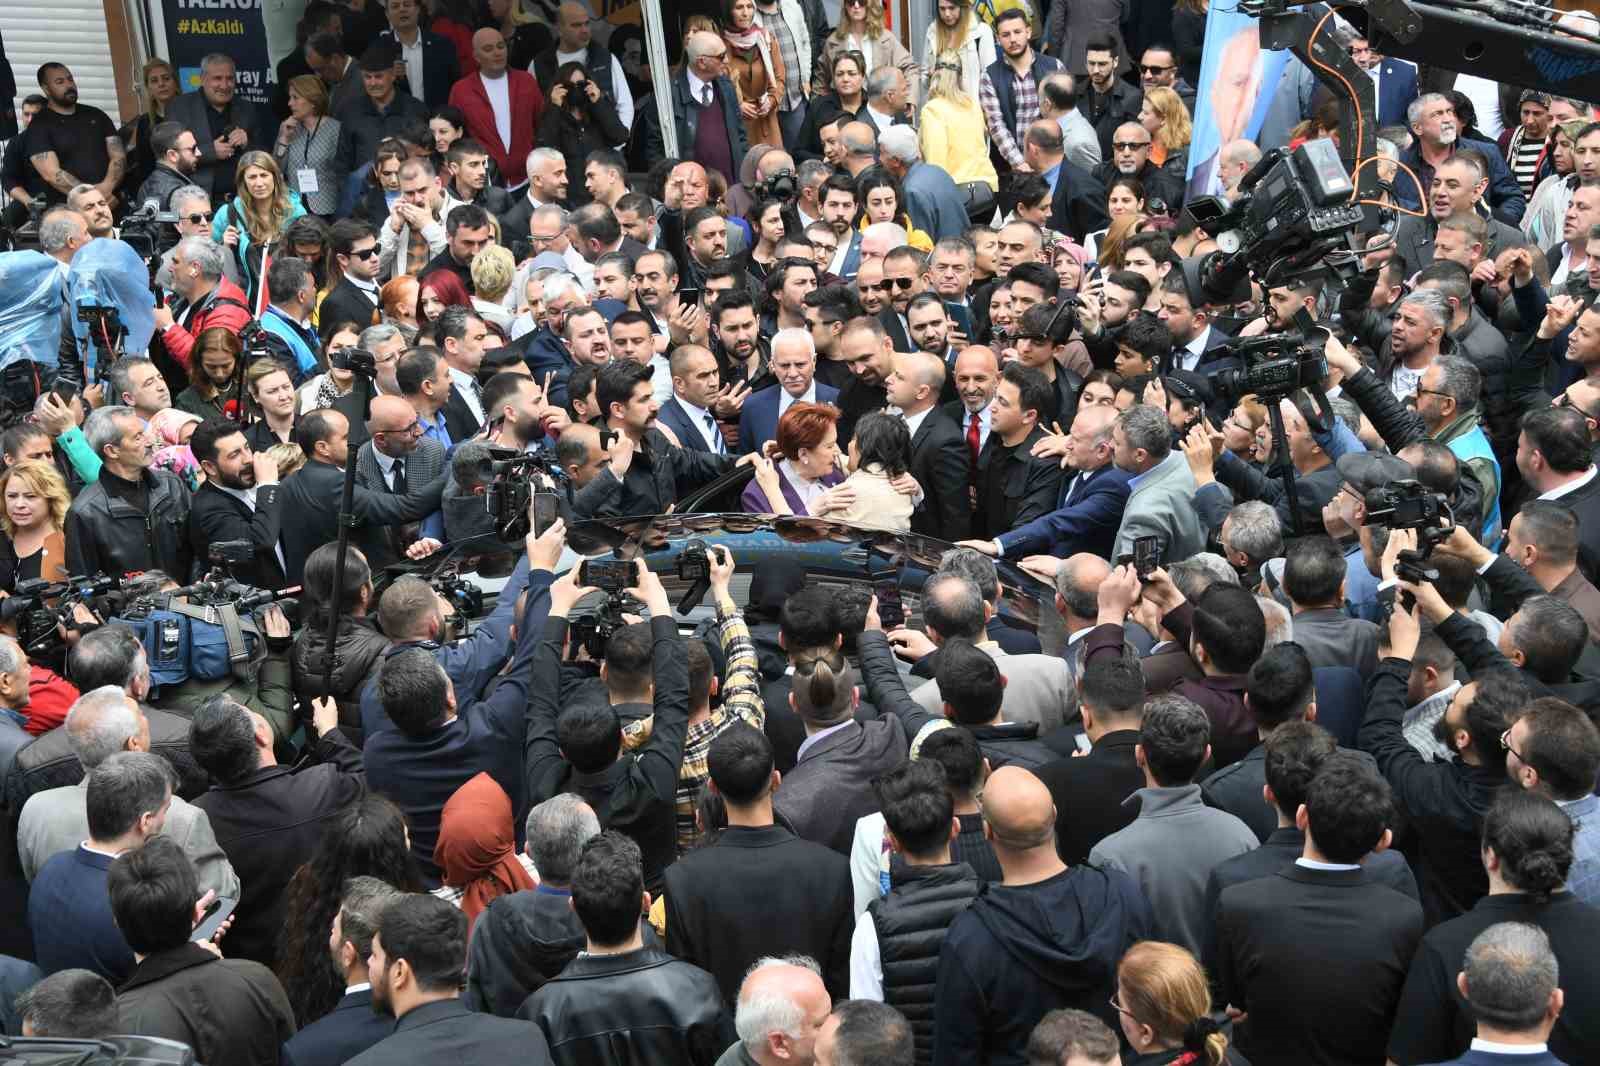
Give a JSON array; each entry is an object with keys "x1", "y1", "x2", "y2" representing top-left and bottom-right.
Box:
[
  {"x1": 1111, "y1": 404, "x2": 1206, "y2": 561},
  {"x1": 355, "y1": 395, "x2": 448, "y2": 570},
  {"x1": 878, "y1": 127, "x2": 971, "y2": 243},
  {"x1": 17, "y1": 686, "x2": 238, "y2": 899},
  {"x1": 1282, "y1": 535, "x2": 1381, "y2": 678},
  {"x1": 902, "y1": 573, "x2": 1077, "y2": 732},
  {"x1": 162, "y1": 54, "x2": 272, "y2": 201}
]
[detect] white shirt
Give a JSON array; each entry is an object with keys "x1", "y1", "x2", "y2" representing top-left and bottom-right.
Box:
[
  {"x1": 400, "y1": 35, "x2": 425, "y2": 99},
  {"x1": 649, "y1": 354, "x2": 674, "y2": 404},
  {"x1": 677, "y1": 396, "x2": 726, "y2": 453},
  {"x1": 555, "y1": 49, "x2": 634, "y2": 133},
  {"x1": 1178, "y1": 325, "x2": 1213, "y2": 372},
  {"x1": 779, "y1": 381, "x2": 817, "y2": 417},
  {"x1": 563, "y1": 243, "x2": 595, "y2": 289},
  {"x1": 686, "y1": 69, "x2": 715, "y2": 107},
  {"x1": 1295, "y1": 857, "x2": 1362, "y2": 872},
  {"x1": 345, "y1": 982, "x2": 372, "y2": 995},
  {"x1": 344, "y1": 272, "x2": 380, "y2": 302},
  {"x1": 849, "y1": 908, "x2": 885, "y2": 1000},
  {"x1": 447, "y1": 366, "x2": 484, "y2": 424},
  {"x1": 779, "y1": 458, "x2": 830, "y2": 512},
  {"x1": 1469, "y1": 1040, "x2": 1549, "y2": 1056},
  {"x1": 480, "y1": 72, "x2": 513, "y2": 154},
  {"x1": 1541, "y1": 465, "x2": 1599, "y2": 501},
  {"x1": 1389, "y1": 363, "x2": 1424, "y2": 402},
  {"x1": 899, "y1": 404, "x2": 934, "y2": 441},
  {"x1": 865, "y1": 105, "x2": 897, "y2": 134},
  {"x1": 372, "y1": 446, "x2": 407, "y2": 489},
  {"x1": 1453, "y1": 74, "x2": 1504, "y2": 140},
  {"x1": 829, "y1": 234, "x2": 852, "y2": 276}
]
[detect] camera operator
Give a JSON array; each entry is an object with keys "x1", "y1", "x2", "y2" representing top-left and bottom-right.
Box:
[
  {"x1": 290, "y1": 542, "x2": 388, "y2": 739},
  {"x1": 64, "y1": 405, "x2": 192, "y2": 582},
  {"x1": 1321, "y1": 332, "x2": 1502, "y2": 544},
  {"x1": 187, "y1": 420, "x2": 287, "y2": 591},
  {"x1": 357, "y1": 547, "x2": 536, "y2": 740},
  {"x1": 367, "y1": 518, "x2": 564, "y2": 885},
  {"x1": 555, "y1": 422, "x2": 634, "y2": 517},
  {"x1": 150, "y1": 236, "x2": 254, "y2": 370},
  {"x1": 525, "y1": 557, "x2": 688, "y2": 896}
]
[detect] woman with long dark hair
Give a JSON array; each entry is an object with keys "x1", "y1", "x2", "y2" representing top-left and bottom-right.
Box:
[
  {"x1": 535, "y1": 61, "x2": 629, "y2": 205},
  {"x1": 856, "y1": 166, "x2": 933, "y2": 252},
  {"x1": 290, "y1": 542, "x2": 390, "y2": 737},
  {"x1": 833, "y1": 411, "x2": 915, "y2": 530},
  {"x1": 275, "y1": 794, "x2": 425, "y2": 1026},
  {"x1": 796, "y1": 51, "x2": 869, "y2": 160}
]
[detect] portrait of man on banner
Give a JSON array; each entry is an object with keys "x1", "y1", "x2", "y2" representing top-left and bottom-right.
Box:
[{"x1": 1186, "y1": 10, "x2": 1287, "y2": 200}]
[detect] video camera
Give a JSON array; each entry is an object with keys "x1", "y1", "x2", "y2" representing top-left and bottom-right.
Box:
[
  {"x1": 757, "y1": 168, "x2": 798, "y2": 202},
  {"x1": 119, "y1": 199, "x2": 185, "y2": 262},
  {"x1": 479, "y1": 446, "x2": 568, "y2": 542},
  {"x1": 1206, "y1": 326, "x2": 1331, "y2": 406},
  {"x1": 328, "y1": 346, "x2": 378, "y2": 376},
  {"x1": 0, "y1": 200, "x2": 48, "y2": 253},
  {"x1": 1362, "y1": 479, "x2": 1455, "y2": 587},
  {"x1": 0, "y1": 573, "x2": 119, "y2": 656}
]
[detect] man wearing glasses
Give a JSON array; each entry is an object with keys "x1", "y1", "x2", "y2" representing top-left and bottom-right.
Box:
[
  {"x1": 639, "y1": 31, "x2": 748, "y2": 186},
  {"x1": 1136, "y1": 45, "x2": 1194, "y2": 115},
  {"x1": 1091, "y1": 122, "x2": 1183, "y2": 216},
  {"x1": 155, "y1": 186, "x2": 245, "y2": 291},
  {"x1": 322, "y1": 220, "x2": 386, "y2": 335},
  {"x1": 356, "y1": 394, "x2": 448, "y2": 566},
  {"x1": 137, "y1": 121, "x2": 202, "y2": 211}
]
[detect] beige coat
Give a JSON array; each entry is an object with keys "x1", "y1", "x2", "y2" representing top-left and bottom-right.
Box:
[{"x1": 832, "y1": 465, "x2": 914, "y2": 531}]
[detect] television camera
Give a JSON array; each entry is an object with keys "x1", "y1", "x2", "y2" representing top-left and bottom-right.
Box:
[
  {"x1": 0, "y1": 573, "x2": 119, "y2": 656},
  {"x1": 479, "y1": 445, "x2": 575, "y2": 542}
]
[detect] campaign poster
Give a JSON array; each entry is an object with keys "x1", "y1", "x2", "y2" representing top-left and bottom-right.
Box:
[
  {"x1": 162, "y1": 0, "x2": 275, "y2": 107},
  {"x1": 1186, "y1": 7, "x2": 1290, "y2": 200}
]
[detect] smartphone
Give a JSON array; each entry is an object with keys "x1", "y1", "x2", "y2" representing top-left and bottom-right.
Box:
[
  {"x1": 677, "y1": 286, "x2": 702, "y2": 307},
  {"x1": 191, "y1": 895, "x2": 237, "y2": 943},
  {"x1": 52, "y1": 379, "x2": 78, "y2": 403},
  {"x1": 531, "y1": 491, "x2": 560, "y2": 536},
  {"x1": 580, "y1": 558, "x2": 635, "y2": 594},
  {"x1": 1132, "y1": 535, "x2": 1162, "y2": 580},
  {"x1": 872, "y1": 571, "x2": 905, "y2": 629},
  {"x1": 944, "y1": 300, "x2": 974, "y2": 339}
]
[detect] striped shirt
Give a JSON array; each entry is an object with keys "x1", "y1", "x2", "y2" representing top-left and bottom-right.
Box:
[
  {"x1": 1506, "y1": 127, "x2": 1546, "y2": 198},
  {"x1": 759, "y1": 3, "x2": 806, "y2": 111}
]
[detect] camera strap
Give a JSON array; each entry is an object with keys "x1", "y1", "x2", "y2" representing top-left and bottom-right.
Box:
[{"x1": 166, "y1": 600, "x2": 254, "y2": 681}]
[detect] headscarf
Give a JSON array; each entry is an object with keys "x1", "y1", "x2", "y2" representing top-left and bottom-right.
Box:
[
  {"x1": 148, "y1": 408, "x2": 202, "y2": 490},
  {"x1": 434, "y1": 773, "x2": 536, "y2": 929},
  {"x1": 1051, "y1": 237, "x2": 1090, "y2": 270}
]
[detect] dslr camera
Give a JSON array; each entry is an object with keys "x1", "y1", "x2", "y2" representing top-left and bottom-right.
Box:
[
  {"x1": 329, "y1": 346, "x2": 378, "y2": 375},
  {"x1": 1362, "y1": 479, "x2": 1455, "y2": 586},
  {"x1": 758, "y1": 169, "x2": 798, "y2": 201}
]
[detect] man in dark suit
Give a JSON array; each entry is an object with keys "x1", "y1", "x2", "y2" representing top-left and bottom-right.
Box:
[
  {"x1": 879, "y1": 126, "x2": 969, "y2": 242},
  {"x1": 278, "y1": 408, "x2": 446, "y2": 584},
  {"x1": 164, "y1": 57, "x2": 272, "y2": 201},
  {"x1": 887, "y1": 350, "x2": 971, "y2": 541},
  {"x1": 320, "y1": 221, "x2": 385, "y2": 334},
  {"x1": 379, "y1": 0, "x2": 462, "y2": 107},
  {"x1": 1157, "y1": 272, "x2": 1236, "y2": 377},
  {"x1": 1351, "y1": 37, "x2": 1418, "y2": 126},
  {"x1": 188, "y1": 421, "x2": 288, "y2": 591},
  {"x1": 1034, "y1": 655, "x2": 1145, "y2": 865},
  {"x1": 1020, "y1": 119, "x2": 1110, "y2": 242},
  {"x1": 1518, "y1": 406, "x2": 1600, "y2": 584},
  {"x1": 1215, "y1": 751, "x2": 1424, "y2": 1065},
  {"x1": 1278, "y1": 535, "x2": 1382, "y2": 678},
  {"x1": 347, "y1": 896, "x2": 554, "y2": 1066},
  {"x1": 354, "y1": 396, "x2": 448, "y2": 570},
  {"x1": 636, "y1": 30, "x2": 748, "y2": 185},
  {"x1": 281, "y1": 878, "x2": 400, "y2": 1066},
  {"x1": 986, "y1": 404, "x2": 1130, "y2": 561},
  {"x1": 665, "y1": 725, "x2": 853, "y2": 1005},
  {"x1": 738, "y1": 331, "x2": 840, "y2": 454},
  {"x1": 655, "y1": 346, "x2": 728, "y2": 455},
  {"x1": 972, "y1": 364, "x2": 1065, "y2": 542}
]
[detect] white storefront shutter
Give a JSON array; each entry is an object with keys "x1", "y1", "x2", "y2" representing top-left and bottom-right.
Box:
[{"x1": 0, "y1": 1, "x2": 123, "y2": 118}]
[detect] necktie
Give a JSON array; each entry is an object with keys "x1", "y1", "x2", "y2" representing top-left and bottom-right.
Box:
[
  {"x1": 705, "y1": 414, "x2": 725, "y2": 454},
  {"x1": 966, "y1": 412, "x2": 981, "y2": 469},
  {"x1": 702, "y1": 85, "x2": 713, "y2": 107},
  {"x1": 391, "y1": 460, "x2": 407, "y2": 494},
  {"x1": 1062, "y1": 472, "x2": 1083, "y2": 507}
]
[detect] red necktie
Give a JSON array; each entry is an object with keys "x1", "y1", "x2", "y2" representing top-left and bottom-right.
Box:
[{"x1": 966, "y1": 413, "x2": 981, "y2": 475}]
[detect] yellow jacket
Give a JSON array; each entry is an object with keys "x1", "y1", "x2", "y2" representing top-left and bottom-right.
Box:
[{"x1": 920, "y1": 96, "x2": 1000, "y2": 191}]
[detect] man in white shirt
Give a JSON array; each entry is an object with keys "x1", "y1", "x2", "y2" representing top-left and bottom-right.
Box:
[
  {"x1": 664, "y1": 346, "x2": 730, "y2": 454},
  {"x1": 949, "y1": 346, "x2": 998, "y2": 458},
  {"x1": 864, "y1": 68, "x2": 910, "y2": 135}
]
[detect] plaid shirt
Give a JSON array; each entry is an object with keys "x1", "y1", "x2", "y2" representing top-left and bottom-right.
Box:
[
  {"x1": 759, "y1": 4, "x2": 806, "y2": 111},
  {"x1": 673, "y1": 596, "x2": 765, "y2": 853},
  {"x1": 979, "y1": 66, "x2": 1040, "y2": 169},
  {"x1": 1559, "y1": 793, "x2": 1600, "y2": 907}
]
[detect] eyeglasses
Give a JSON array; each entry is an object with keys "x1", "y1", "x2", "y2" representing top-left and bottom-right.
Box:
[
  {"x1": 529, "y1": 233, "x2": 561, "y2": 244},
  {"x1": 1109, "y1": 995, "x2": 1135, "y2": 1018},
  {"x1": 1414, "y1": 387, "x2": 1451, "y2": 400},
  {"x1": 703, "y1": 48, "x2": 729, "y2": 59},
  {"x1": 182, "y1": 211, "x2": 214, "y2": 224},
  {"x1": 1555, "y1": 392, "x2": 1600, "y2": 421},
  {"x1": 348, "y1": 246, "x2": 380, "y2": 259},
  {"x1": 1501, "y1": 727, "x2": 1526, "y2": 762},
  {"x1": 884, "y1": 276, "x2": 917, "y2": 290},
  {"x1": 858, "y1": 281, "x2": 888, "y2": 292},
  {"x1": 1139, "y1": 63, "x2": 1174, "y2": 74},
  {"x1": 1112, "y1": 141, "x2": 1150, "y2": 151}
]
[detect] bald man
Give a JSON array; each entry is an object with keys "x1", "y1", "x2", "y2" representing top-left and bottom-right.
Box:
[
  {"x1": 640, "y1": 31, "x2": 748, "y2": 184},
  {"x1": 735, "y1": 959, "x2": 832, "y2": 1066},
  {"x1": 933, "y1": 766, "x2": 1152, "y2": 1065},
  {"x1": 446, "y1": 28, "x2": 544, "y2": 187},
  {"x1": 839, "y1": 121, "x2": 879, "y2": 178},
  {"x1": 357, "y1": 394, "x2": 448, "y2": 565},
  {"x1": 530, "y1": 3, "x2": 635, "y2": 131},
  {"x1": 885, "y1": 350, "x2": 970, "y2": 540}
]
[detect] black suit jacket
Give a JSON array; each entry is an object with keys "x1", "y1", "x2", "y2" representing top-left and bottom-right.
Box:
[
  {"x1": 973, "y1": 425, "x2": 1064, "y2": 540},
  {"x1": 347, "y1": 998, "x2": 551, "y2": 1066},
  {"x1": 1034, "y1": 728, "x2": 1145, "y2": 866},
  {"x1": 663, "y1": 824, "x2": 854, "y2": 1005},
  {"x1": 1048, "y1": 160, "x2": 1110, "y2": 242},
  {"x1": 1215, "y1": 865, "x2": 1424, "y2": 1066},
  {"x1": 378, "y1": 28, "x2": 463, "y2": 107},
  {"x1": 879, "y1": 307, "x2": 913, "y2": 353},
  {"x1": 907, "y1": 406, "x2": 972, "y2": 541},
  {"x1": 280, "y1": 987, "x2": 392, "y2": 1066},
  {"x1": 187, "y1": 480, "x2": 288, "y2": 591},
  {"x1": 442, "y1": 383, "x2": 483, "y2": 444},
  {"x1": 278, "y1": 458, "x2": 446, "y2": 584},
  {"x1": 320, "y1": 277, "x2": 382, "y2": 333}
]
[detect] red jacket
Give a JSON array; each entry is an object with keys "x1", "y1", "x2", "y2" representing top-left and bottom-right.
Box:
[
  {"x1": 447, "y1": 70, "x2": 545, "y2": 188},
  {"x1": 160, "y1": 276, "x2": 253, "y2": 369},
  {"x1": 26, "y1": 665, "x2": 79, "y2": 736}
]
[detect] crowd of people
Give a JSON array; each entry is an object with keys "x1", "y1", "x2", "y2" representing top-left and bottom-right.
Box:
[{"x1": 0, "y1": 0, "x2": 1597, "y2": 1064}]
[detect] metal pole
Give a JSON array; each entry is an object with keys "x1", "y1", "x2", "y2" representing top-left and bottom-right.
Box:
[{"x1": 641, "y1": 0, "x2": 678, "y2": 158}]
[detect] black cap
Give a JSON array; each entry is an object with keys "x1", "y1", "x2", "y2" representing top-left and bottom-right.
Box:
[
  {"x1": 358, "y1": 41, "x2": 401, "y2": 72},
  {"x1": 1336, "y1": 451, "x2": 1413, "y2": 494},
  {"x1": 1165, "y1": 369, "x2": 1213, "y2": 408}
]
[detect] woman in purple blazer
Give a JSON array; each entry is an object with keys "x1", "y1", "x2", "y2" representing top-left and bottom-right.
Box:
[{"x1": 741, "y1": 402, "x2": 852, "y2": 516}]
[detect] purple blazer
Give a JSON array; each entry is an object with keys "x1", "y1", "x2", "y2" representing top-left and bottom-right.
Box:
[{"x1": 741, "y1": 465, "x2": 847, "y2": 515}]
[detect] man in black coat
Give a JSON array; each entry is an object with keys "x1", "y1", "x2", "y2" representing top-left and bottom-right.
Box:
[
  {"x1": 378, "y1": 0, "x2": 461, "y2": 108},
  {"x1": 665, "y1": 725, "x2": 854, "y2": 1005},
  {"x1": 887, "y1": 350, "x2": 970, "y2": 541},
  {"x1": 319, "y1": 222, "x2": 385, "y2": 333},
  {"x1": 972, "y1": 364, "x2": 1064, "y2": 542},
  {"x1": 1021, "y1": 119, "x2": 1109, "y2": 242},
  {"x1": 635, "y1": 32, "x2": 748, "y2": 184},
  {"x1": 348, "y1": 896, "x2": 554, "y2": 1066},
  {"x1": 1215, "y1": 750, "x2": 1424, "y2": 1066},
  {"x1": 163, "y1": 56, "x2": 273, "y2": 200},
  {"x1": 189, "y1": 694, "x2": 365, "y2": 969},
  {"x1": 277, "y1": 409, "x2": 446, "y2": 584},
  {"x1": 281, "y1": 877, "x2": 399, "y2": 1066},
  {"x1": 1034, "y1": 654, "x2": 1147, "y2": 865},
  {"x1": 188, "y1": 421, "x2": 288, "y2": 591}
]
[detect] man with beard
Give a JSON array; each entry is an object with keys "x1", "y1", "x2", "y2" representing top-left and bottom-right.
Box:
[
  {"x1": 1091, "y1": 122, "x2": 1182, "y2": 213},
  {"x1": 835, "y1": 315, "x2": 896, "y2": 446},
  {"x1": 65, "y1": 406, "x2": 193, "y2": 580},
  {"x1": 1077, "y1": 38, "x2": 1142, "y2": 158},
  {"x1": 709, "y1": 289, "x2": 770, "y2": 402},
  {"x1": 280, "y1": 877, "x2": 400, "y2": 1066},
  {"x1": 610, "y1": 310, "x2": 673, "y2": 402},
  {"x1": 855, "y1": 258, "x2": 891, "y2": 318},
  {"x1": 25, "y1": 63, "x2": 124, "y2": 206},
  {"x1": 1394, "y1": 93, "x2": 1525, "y2": 226},
  {"x1": 906, "y1": 293, "x2": 962, "y2": 407},
  {"x1": 1392, "y1": 153, "x2": 1524, "y2": 275},
  {"x1": 768, "y1": 257, "x2": 818, "y2": 338},
  {"x1": 349, "y1": 895, "x2": 552, "y2": 1066},
  {"x1": 979, "y1": 9, "x2": 1064, "y2": 178},
  {"x1": 943, "y1": 345, "x2": 1000, "y2": 467},
  {"x1": 136, "y1": 121, "x2": 201, "y2": 210},
  {"x1": 188, "y1": 420, "x2": 288, "y2": 590},
  {"x1": 880, "y1": 247, "x2": 929, "y2": 352},
  {"x1": 803, "y1": 284, "x2": 866, "y2": 390},
  {"x1": 821, "y1": 173, "x2": 863, "y2": 281}
]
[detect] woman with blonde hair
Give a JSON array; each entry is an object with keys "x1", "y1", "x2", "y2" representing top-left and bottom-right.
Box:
[
  {"x1": 244, "y1": 360, "x2": 299, "y2": 451},
  {"x1": 920, "y1": 59, "x2": 999, "y2": 191},
  {"x1": 815, "y1": 0, "x2": 917, "y2": 97},
  {"x1": 469, "y1": 246, "x2": 518, "y2": 331},
  {"x1": 1114, "y1": 941, "x2": 1242, "y2": 1066},
  {"x1": 213, "y1": 151, "x2": 307, "y2": 311},
  {"x1": 121, "y1": 59, "x2": 181, "y2": 193},
  {"x1": 1140, "y1": 87, "x2": 1192, "y2": 165},
  {"x1": 273, "y1": 75, "x2": 344, "y2": 218},
  {"x1": 924, "y1": 0, "x2": 995, "y2": 100},
  {"x1": 0, "y1": 461, "x2": 71, "y2": 591}
]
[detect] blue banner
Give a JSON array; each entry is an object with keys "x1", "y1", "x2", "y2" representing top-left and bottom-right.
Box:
[{"x1": 1186, "y1": 8, "x2": 1290, "y2": 200}]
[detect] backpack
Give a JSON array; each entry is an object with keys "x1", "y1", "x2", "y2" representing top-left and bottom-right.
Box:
[{"x1": 111, "y1": 600, "x2": 259, "y2": 692}]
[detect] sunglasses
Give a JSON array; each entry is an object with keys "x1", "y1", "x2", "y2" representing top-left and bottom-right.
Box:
[
  {"x1": 884, "y1": 276, "x2": 917, "y2": 290},
  {"x1": 858, "y1": 281, "x2": 888, "y2": 292},
  {"x1": 1139, "y1": 64, "x2": 1173, "y2": 74},
  {"x1": 348, "y1": 246, "x2": 381, "y2": 259},
  {"x1": 1112, "y1": 141, "x2": 1150, "y2": 151},
  {"x1": 183, "y1": 211, "x2": 214, "y2": 224}
]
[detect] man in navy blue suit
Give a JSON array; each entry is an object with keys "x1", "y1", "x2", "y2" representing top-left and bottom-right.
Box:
[
  {"x1": 965, "y1": 404, "x2": 1131, "y2": 561},
  {"x1": 656, "y1": 346, "x2": 732, "y2": 454},
  {"x1": 1351, "y1": 36, "x2": 1418, "y2": 127},
  {"x1": 738, "y1": 329, "x2": 839, "y2": 455},
  {"x1": 281, "y1": 877, "x2": 401, "y2": 1066}
]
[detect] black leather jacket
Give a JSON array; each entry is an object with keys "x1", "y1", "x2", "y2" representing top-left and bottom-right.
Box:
[
  {"x1": 64, "y1": 467, "x2": 193, "y2": 582},
  {"x1": 516, "y1": 946, "x2": 736, "y2": 1066}
]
